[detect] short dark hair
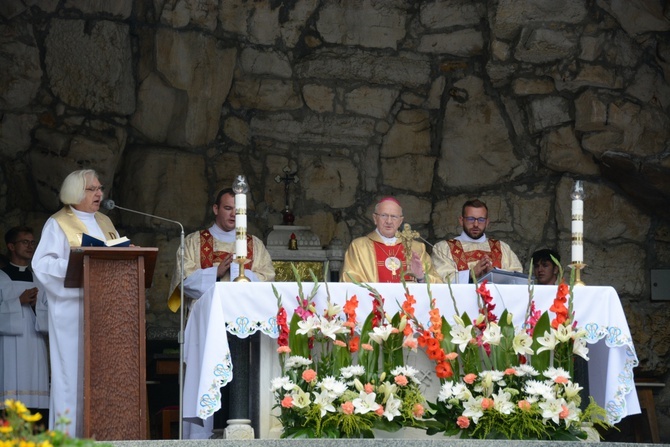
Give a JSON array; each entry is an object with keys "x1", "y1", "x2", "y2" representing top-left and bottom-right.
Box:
[
  {"x1": 214, "y1": 188, "x2": 235, "y2": 206},
  {"x1": 532, "y1": 248, "x2": 560, "y2": 266},
  {"x1": 462, "y1": 199, "x2": 488, "y2": 216},
  {"x1": 5, "y1": 226, "x2": 33, "y2": 246}
]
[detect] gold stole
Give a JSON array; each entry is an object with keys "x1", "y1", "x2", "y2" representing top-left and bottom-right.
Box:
[{"x1": 52, "y1": 205, "x2": 118, "y2": 247}]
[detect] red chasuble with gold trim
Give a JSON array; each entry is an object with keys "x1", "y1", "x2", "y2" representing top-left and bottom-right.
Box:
[
  {"x1": 373, "y1": 241, "x2": 409, "y2": 283},
  {"x1": 199, "y1": 230, "x2": 254, "y2": 269},
  {"x1": 446, "y1": 239, "x2": 503, "y2": 271}
]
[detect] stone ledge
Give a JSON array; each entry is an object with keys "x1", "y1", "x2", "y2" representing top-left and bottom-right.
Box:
[{"x1": 103, "y1": 440, "x2": 664, "y2": 447}]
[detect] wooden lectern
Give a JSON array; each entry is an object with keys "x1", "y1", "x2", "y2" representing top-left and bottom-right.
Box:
[{"x1": 65, "y1": 247, "x2": 158, "y2": 440}]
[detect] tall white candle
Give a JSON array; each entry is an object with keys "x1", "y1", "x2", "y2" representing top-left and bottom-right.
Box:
[
  {"x1": 570, "y1": 181, "x2": 584, "y2": 264},
  {"x1": 232, "y1": 174, "x2": 250, "y2": 260},
  {"x1": 235, "y1": 238, "x2": 247, "y2": 258}
]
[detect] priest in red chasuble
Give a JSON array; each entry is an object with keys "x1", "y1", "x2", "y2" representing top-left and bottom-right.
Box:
[
  {"x1": 167, "y1": 188, "x2": 275, "y2": 312},
  {"x1": 431, "y1": 199, "x2": 522, "y2": 284},
  {"x1": 340, "y1": 197, "x2": 441, "y2": 284}
]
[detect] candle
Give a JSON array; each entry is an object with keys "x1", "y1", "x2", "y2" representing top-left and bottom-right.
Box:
[
  {"x1": 232, "y1": 175, "x2": 250, "y2": 259},
  {"x1": 570, "y1": 181, "x2": 584, "y2": 264},
  {"x1": 235, "y1": 237, "x2": 247, "y2": 259}
]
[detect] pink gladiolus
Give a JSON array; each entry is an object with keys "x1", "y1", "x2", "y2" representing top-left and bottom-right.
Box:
[
  {"x1": 362, "y1": 343, "x2": 374, "y2": 351},
  {"x1": 276, "y1": 346, "x2": 291, "y2": 354},
  {"x1": 394, "y1": 375, "x2": 408, "y2": 386},
  {"x1": 403, "y1": 338, "x2": 418, "y2": 349},
  {"x1": 341, "y1": 401, "x2": 354, "y2": 415},
  {"x1": 281, "y1": 396, "x2": 293, "y2": 408},
  {"x1": 333, "y1": 340, "x2": 347, "y2": 347},
  {"x1": 445, "y1": 352, "x2": 458, "y2": 361},
  {"x1": 456, "y1": 416, "x2": 470, "y2": 429}
]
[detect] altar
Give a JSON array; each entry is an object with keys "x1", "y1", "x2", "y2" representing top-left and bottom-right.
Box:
[{"x1": 183, "y1": 282, "x2": 640, "y2": 438}]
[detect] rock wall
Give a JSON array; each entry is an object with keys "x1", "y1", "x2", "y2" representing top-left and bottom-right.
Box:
[{"x1": 1, "y1": 0, "x2": 670, "y2": 438}]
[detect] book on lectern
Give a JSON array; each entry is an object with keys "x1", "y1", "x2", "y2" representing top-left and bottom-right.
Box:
[
  {"x1": 81, "y1": 233, "x2": 131, "y2": 247},
  {"x1": 478, "y1": 268, "x2": 530, "y2": 285}
]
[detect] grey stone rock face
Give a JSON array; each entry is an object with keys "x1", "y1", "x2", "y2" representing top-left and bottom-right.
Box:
[
  {"x1": 45, "y1": 19, "x2": 135, "y2": 115},
  {"x1": 0, "y1": 24, "x2": 41, "y2": 109}
]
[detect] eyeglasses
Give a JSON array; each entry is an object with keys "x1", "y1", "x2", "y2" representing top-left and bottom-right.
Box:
[
  {"x1": 463, "y1": 216, "x2": 487, "y2": 224},
  {"x1": 85, "y1": 186, "x2": 105, "y2": 192},
  {"x1": 374, "y1": 213, "x2": 402, "y2": 221},
  {"x1": 14, "y1": 239, "x2": 37, "y2": 247}
]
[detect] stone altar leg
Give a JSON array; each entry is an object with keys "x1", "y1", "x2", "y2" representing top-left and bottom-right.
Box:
[{"x1": 224, "y1": 335, "x2": 256, "y2": 439}]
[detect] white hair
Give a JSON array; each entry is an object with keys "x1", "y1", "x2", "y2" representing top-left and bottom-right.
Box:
[{"x1": 59, "y1": 169, "x2": 99, "y2": 205}]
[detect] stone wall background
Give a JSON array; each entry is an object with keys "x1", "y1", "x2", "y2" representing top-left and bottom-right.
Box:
[{"x1": 1, "y1": 0, "x2": 670, "y2": 438}]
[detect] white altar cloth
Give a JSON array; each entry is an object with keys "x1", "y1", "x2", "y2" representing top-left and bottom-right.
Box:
[{"x1": 183, "y1": 282, "x2": 640, "y2": 430}]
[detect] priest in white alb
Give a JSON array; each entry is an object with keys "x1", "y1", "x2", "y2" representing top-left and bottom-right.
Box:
[
  {"x1": 32, "y1": 169, "x2": 119, "y2": 436},
  {"x1": 340, "y1": 197, "x2": 441, "y2": 284}
]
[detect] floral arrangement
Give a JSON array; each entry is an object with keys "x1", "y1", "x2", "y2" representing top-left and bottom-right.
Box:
[
  {"x1": 271, "y1": 269, "x2": 428, "y2": 438},
  {"x1": 0, "y1": 400, "x2": 109, "y2": 447},
  {"x1": 271, "y1": 264, "x2": 611, "y2": 440}
]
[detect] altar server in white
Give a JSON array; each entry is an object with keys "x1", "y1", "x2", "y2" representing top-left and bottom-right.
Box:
[
  {"x1": 32, "y1": 169, "x2": 119, "y2": 436},
  {"x1": 0, "y1": 226, "x2": 49, "y2": 415}
]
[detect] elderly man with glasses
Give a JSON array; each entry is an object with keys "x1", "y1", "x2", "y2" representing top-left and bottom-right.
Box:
[
  {"x1": 32, "y1": 169, "x2": 120, "y2": 436},
  {"x1": 340, "y1": 197, "x2": 441, "y2": 284},
  {"x1": 431, "y1": 199, "x2": 522, "y2": 284}
]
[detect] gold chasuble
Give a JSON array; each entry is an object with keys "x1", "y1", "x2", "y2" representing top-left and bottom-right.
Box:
[
  {"x1": 341, "y1": 231, "x2": 441, "y2": 284},
  {"x1": 52, "y1": 205, "x2": 118, "y2": 247}
]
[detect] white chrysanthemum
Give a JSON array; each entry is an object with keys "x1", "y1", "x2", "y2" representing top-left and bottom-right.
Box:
[
  {"x1": 312, "y1": 389, "x2": 336, "y2": 417},
  {"x1": 340, "y1": 365, "x2": 365, "y2": 379},
  {"x1": 492, "y1": 389, "x2": 515, "y2": 415},
  {"x1": 452, "y1": 382, "x2": 472, "y2": 401},
  {"x1": 543, "y1": 366, "x2": 571, "y2": 382},
  {"x1": 538, "y1": 396, "x2": 566, "y2": 425},
  {"x1": 536, "y1": 330, "x2": 558, "y2": 354},
  {"x1": 515, "y1": 364, "x2": 539, "y2": 377},
  {"x1": 319, "y1": 318, "x2": 348, "y2": 340},
  {"x1": 382, "y1": 394, "x2": 402, "y2": 421},
  {"x1": 390, "y1": 365, "x2": 421, "y2": 384},
  {"x1": 462, "y1": 397, "x2": 484, "y2": 423},
  {"x1": 284, "y1": 355, "x2": 312, "y2": 369},
  {"x1": 318, "y1": 376, "x2": 347, "y2": 398},
  {"x1": 270, "y1": 376, "x2": 294, "y2": 392},
  {"x1": 524, "y1": 379, "x2": 554, "y2": 398},
  {"x1": 296, "y1": 315, "x2": 320, "y2": 337},
  {"x1": 573, "y1": 338, "x2": 590, "y2": 361},
  {"x1": 352, "y1": 391, "x2": 381, "y2": 414},
  {"x1": 368, "y1": 325, "x2": 395, "y2": 344},
  {"x1": 482, "y1": 322, "x2": 502, "y2": 345},
  {"x1": 438, "y1": 382, "x2": 456, "y2": 402},
  {"x1": 512, "y1": 332, "x2": 534, "y2": 356},
  {"x1": 450, "y1": 323, "x2": 474, "y2": 352}
]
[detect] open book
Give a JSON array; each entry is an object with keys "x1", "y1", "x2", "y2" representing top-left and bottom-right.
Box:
[
  {"x1": 81, "y1": 233, "x2": 131, "y2": 247},
  {"x1": 478, "y1": 268, "x2": 530, "y2": 285}
]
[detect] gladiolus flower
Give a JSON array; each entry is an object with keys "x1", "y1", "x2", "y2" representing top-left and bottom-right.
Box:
[
  {"x1": 333, "y1": 339, "x2": 347, "y2": 348},
  {"x1": 362, "y1": 343, "x2": 373, "y2": 351},
  {"x1": 277, "y1": 346, "x2": 291, "y2": 354},
  {"x1": 403, "y1": 337, "x2": 418, "y2": 350},
  {"x1": 435, "y1": 361, "x2": 453, "y2": 379},
  {"x1": 456, "y1": 416, "x2": 470, "y2": 429},
  {"x1": 349, "y1": 336, "x2": 360, "y2": 353},
  {"x1": 445, "y1": 352, "x2": 458, "y2": 361}
]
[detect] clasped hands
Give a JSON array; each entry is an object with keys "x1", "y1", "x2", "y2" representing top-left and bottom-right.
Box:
[
  {"x1": 19, "y1": 287, "x2": 39, "y2": 306},
  {"x1": 473, "y1": 255, "x2": 494, "y2": 279}
]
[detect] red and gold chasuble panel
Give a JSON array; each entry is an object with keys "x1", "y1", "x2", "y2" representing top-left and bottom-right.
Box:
[
  {"x1": 199, "y1": 230, "x2": 254, "y2": 269},
  {"x1": 373, "y1": 241, "x2": 409, "y2": 283},
  {"x1": 446, "y1": 239, "x2": 503, "y2": 271}
]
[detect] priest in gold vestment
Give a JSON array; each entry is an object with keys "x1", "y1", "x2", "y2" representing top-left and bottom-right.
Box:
[
  {"x1": 340, "y1": 197, "x2": 441, "y2": 284},
  {"x1": 167, "y1": 188, "x2": 275, "y2": 313}
]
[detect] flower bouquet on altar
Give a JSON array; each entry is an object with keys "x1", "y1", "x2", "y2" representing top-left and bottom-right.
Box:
[
  {"x1": 271, "y1": 268, "x2": 428, "y2": 438},
  {"x1": 421, "y1": 265, "x2": 612, "y2": 440}
]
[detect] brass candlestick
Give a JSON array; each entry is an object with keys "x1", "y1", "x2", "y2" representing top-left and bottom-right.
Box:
[
  {"x1": 233, "y1": 257, "x2": 251, "y2": 282},
  {"x1": 569, "y1": 262, "x2": 586, "y2": 286}
]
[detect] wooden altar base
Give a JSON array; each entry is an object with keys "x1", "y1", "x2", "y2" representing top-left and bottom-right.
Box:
[{"x1": 103, "y1": 438, "x2": 667, "y2": 447}]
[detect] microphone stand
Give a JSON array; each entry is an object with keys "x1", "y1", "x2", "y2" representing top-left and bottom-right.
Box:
[{"x1": 109, "y1": 203, "x2": 186, "y2": 440}]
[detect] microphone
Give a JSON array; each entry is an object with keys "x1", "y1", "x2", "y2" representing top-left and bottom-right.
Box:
[{"x1": 103, "y1": 198, "x2": 187, "y2": 439}]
